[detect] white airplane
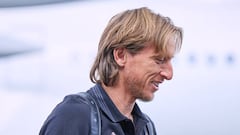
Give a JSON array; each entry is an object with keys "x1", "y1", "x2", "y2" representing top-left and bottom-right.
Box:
[{"x1": 0, "y1": 0, "x2": 239, "y2": 135}]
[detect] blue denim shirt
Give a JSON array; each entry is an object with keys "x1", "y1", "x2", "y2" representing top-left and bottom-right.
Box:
[{"x1": 39, "y1": 83, "x2": 156, "y2": 135}]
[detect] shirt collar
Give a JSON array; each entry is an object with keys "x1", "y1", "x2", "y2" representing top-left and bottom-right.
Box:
[{"x1": 88, "y1": 83, "x2": 149, "y2": 123}]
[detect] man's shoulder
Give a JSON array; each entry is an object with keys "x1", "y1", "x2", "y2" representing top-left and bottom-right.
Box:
[
  {"x1": 53, "y1": 93, "x2": 92, "y2": 116},
  {"x1": 39, "y1": 93, "x2": 92, "y2": 135}
]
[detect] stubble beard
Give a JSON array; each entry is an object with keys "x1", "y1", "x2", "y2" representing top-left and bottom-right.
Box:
[{"x1": 125, "y1": 75, "x2": 153, "y2": 102}]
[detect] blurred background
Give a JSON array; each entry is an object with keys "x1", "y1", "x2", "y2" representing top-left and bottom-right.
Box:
[{"x1": 0, "y1": 0, "x2": 239, "y2": 135}]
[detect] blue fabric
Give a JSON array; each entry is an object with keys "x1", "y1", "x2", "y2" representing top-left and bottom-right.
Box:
[{"x1": 39, "y1": 83, "x2": 156, "y2": 135}]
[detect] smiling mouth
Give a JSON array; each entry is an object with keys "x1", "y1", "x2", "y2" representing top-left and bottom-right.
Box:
[
  {"x1": 151, "y1": 81, "x2": 159, "y2": 89},
  {"x1": 151, "y1": 80, "x2": 164, "y2": 89}
]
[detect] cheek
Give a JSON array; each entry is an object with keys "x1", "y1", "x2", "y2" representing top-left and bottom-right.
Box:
[
  {"x1": 126, "y1": 58, "x2": 159, "y2": 76},
  {"x1": 141, "y1": 60, "x2": 159, "y2": 71},
  {"x1": 145, "y1": 63, "x2": 161, "y2": 74}
]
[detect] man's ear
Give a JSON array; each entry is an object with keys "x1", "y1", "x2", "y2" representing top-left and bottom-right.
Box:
[{"x1": 113, "y1": 48, "x2": 127, "y2": 67}]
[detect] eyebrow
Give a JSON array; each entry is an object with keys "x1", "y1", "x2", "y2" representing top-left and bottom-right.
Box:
[{"x1": 151, "y1": 53, "x2": 174, "y2": 60}]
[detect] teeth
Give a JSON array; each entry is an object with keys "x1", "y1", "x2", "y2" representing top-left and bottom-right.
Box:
[{"x1": 153, "y1": 82, "x2": 159, "y2": 87}]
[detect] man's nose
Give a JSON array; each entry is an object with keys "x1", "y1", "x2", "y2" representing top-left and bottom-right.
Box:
[{"x1": 160, "y1": 63, "x2": 173, "y2": 80}]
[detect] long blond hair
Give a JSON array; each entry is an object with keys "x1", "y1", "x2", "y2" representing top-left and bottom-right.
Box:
[{"x1": 90, "y1": 7, "x2": 183, "y2": 86}]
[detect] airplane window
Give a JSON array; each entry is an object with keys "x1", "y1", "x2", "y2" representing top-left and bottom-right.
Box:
[
  {"x1": 206, "y1": 54, "x2": 216, "y2": 66},
  {"x1": 226, "y1": 53, "x2": 235, "y2": 65},
  {"x1": 187, "y1": 53, "x2": 197, "y2": 65}
]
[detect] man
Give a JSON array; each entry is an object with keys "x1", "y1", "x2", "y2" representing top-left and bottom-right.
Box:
[{"x1": 40, "y1": 7, "x2": 183, "y2": 135}]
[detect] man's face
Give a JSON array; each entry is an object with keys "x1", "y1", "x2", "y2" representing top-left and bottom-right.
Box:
[{"x1": 123, "y1": 42, "x2": 175, "y2": 101}]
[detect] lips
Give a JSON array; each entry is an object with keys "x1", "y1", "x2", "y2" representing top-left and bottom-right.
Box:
[
  {"x1": 151, "y1": 81, "x2": 160, "y2": 90},
  {"x1": 153, "y1": 82, "x2": 159, "y2": 88},
  {"x1": 151, "y1": 80, "x2": 164, "y2": 90}
]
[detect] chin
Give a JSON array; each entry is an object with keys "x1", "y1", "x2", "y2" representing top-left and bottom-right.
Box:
[{"x1": 139, "y1": 94, "x2": 154, "y2": 102}]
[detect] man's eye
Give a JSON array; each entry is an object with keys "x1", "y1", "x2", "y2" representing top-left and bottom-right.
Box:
[{"x1": 156, "y1": 58, "x2": 166, "y2": 64}]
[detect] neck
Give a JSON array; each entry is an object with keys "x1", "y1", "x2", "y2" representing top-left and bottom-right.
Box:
[{"x1": 102, "y1": 83, "x2": 135, "y2": 120}]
